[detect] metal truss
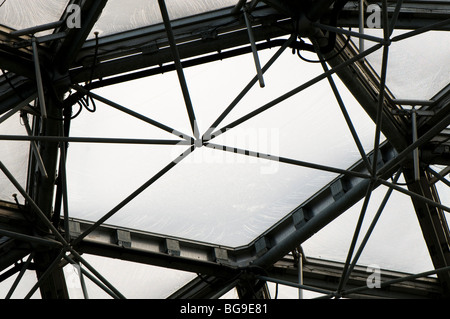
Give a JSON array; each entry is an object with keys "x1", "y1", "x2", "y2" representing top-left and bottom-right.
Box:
[{"x1": 0, "y1": 0, "x2": 449, "y2": 299}]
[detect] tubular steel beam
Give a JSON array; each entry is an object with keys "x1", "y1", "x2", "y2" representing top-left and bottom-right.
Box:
[
  {"x1": 31, "y1": 38, "x2": 47, "y2": 119},
  {"x1": 244, "y1": 8, "x2": 265, "y2": 88},
  {"x1": 157, "y1": 0, "x2": 200, "y2": 139}
]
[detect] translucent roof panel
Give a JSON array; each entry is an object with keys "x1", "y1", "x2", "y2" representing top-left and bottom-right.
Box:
[
  {"x1": 90, "y1": 0, "x2": 237, "y2": 38},
  {"x1": 0, "y1": 0, "x2": 69, "y2": 33},
  {"x1": 63, "y1": 255, "x2": 197, "y2": 299},
  {"x1": 365, "y1": 30, "x2": 450, "y2": 100},
  {"x1": 302, "y1": 176, "x2": 436, "y2": 275},
  {"x1": 66, "y1": 48, "x2": 380, "y2": 247}
]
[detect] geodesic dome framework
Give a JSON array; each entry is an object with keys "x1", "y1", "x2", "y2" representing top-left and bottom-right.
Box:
[{"x1": 0, "y1": 0, "x2": 449, "y2": 299}]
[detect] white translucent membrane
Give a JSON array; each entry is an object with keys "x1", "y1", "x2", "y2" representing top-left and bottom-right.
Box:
[
  {"x1": 0, "y1": 113, "x2": 29, "y2": 204},
  {"x1": 89, "y1": 0, "x2": 237, "y2": 38},
  {"x1": 66, "y1": 47, "x2": 380, "y2": 247},
  {"x1": 63, "y1": 254, "x2": 197, "y2": 299},
  {"x1": 364, "y1": 29, "x2": 450, "y2": 100},
  {"x1": 0, "y1": 0, "x2": 69, "y2": 33},
  {"x1": 302, "y1": 174, "x2": 436, "y2": 275}
]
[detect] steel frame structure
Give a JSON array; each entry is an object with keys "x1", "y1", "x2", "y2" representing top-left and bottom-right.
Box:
[{"x1": 0, "y1": 0, "x2": 449, "y2": 299}]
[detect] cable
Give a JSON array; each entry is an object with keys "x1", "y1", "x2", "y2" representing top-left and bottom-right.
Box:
[
  {"x1": 62, "y1": 32, "x2": 100, "y2": 120},
  {"x1": 296, "y1": 29, "x2": 352, "y2": 63},
  {"x1": 79, "y1": 31, "x2": 100, "y2": 114},
  {"x1": 296, "y1": 0, "x2": 351, "y2": 63}
]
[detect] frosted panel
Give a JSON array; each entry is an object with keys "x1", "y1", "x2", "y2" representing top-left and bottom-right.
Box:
[
  {"x1": 365, "y1": 30, "x2": 450, "y2": 100},
  {"x1": 90, "y1": 0, "x2": 237, "y2": 37},
  {"x1": 302, "y1": 179, "x2": 435, "y2": 274},
  {"x1": 67, "y1": 49, "x2": 379, "y2": 247},
  {"x1": 0, "y1": 0, "x2": 69, "y2": 33}
]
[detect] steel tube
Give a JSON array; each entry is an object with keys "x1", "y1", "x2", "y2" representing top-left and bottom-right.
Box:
[
  {"x1": 231, "y1": 0, "x2": 247, "y2": 14},
  {"x1": 59, "y1": 142, "x2": 70, "y2": 242},
  {"x1": 11, "y1": 20, "x2": 64, "y2": 37},
  {"x1": 391, "y1": 18, "x2": 450, "y2": 42},
  {"x1": 427, "y1": 166, "x2": 450, "y2": 187},
  {"x1": 31, "y1": 38, "x2": 47, "y2": 119},
  {"x1": 371, "y1": 42, "x2": 389, "y2": 175},
  {"x1": 298, "y1": 251, "x2": 303, "y2": 299},
  {"x1": 0, "y1": 229, "x2": 62, "y2": 248},
  {"x1": 244, "y1": 9, "x2": 265, "y2": 88},
  {"x1": 158, "y1": 0, "x2": 200, "y2": 139},
  {"x1": 391, "y1": 99, "x2": 435, "y2": 106},
  {"x1": 411, "y1": 108, "x2": 420, "y2": 181},
  {"x1": 389, "y1": 0, "x2": 404, "y2": 36},
  {"x1": 0, "y1": 94, "x2": 36, "y2": 125},
  {"x1": 21, "y1": 113, "x2": 48, "y2": 179},
  {"x1": 79, "y1": 263, "x2": 89, "y2": 299},
  {"x1": 0, "y1": 135, "x2": 189, "y2": 145},
  {"x1": 359, "y1": 0, "x2": 364, "y2": 51},
  {"x1": 312, "y1": 22, "x2": 385, "y2": 43},
  {"x1": 377, "y1": 178, "x2": 450, "y2": 213}
]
